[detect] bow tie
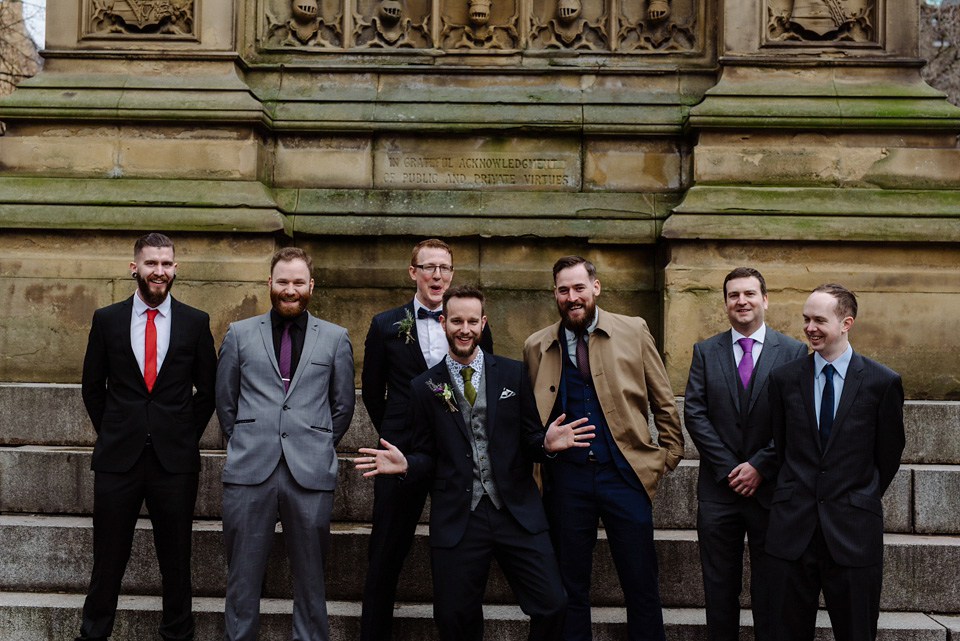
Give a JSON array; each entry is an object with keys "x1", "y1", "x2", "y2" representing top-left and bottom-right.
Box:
[{"x1": 418, "y1": 308, "x2": 442, "y2": 322}]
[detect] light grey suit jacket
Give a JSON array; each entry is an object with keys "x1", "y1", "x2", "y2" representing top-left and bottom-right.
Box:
[{"x1": 216, "y1": 311, "x2": 355, "y2": 491}]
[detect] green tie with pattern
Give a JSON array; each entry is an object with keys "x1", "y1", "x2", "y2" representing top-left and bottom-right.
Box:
[{"x1": 462, "y1": 366, "x2": 477, "y2": 406}]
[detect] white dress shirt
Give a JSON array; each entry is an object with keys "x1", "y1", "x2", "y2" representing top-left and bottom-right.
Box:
[
  {"x1": 414, "y1": 296, "x2": 447, "y2": 368},
  {"x1": 131, "y1": 291, "x2": 172, "y2": 377}
]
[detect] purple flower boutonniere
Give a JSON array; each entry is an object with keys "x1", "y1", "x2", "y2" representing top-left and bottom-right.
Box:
[{"x1": 426, "y1": 378, "x2": 458, "y2": 413}]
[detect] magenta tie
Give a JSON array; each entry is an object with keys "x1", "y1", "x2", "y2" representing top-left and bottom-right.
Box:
[
  {"x1": 279, "y1": 321, "x2": 292, "y2": 391},
  {"x1": 737, "y1": 337, "x2": 755, "y2": 389}
]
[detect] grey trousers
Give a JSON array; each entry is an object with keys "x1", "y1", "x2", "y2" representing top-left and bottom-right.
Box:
[{"x1": 222, "y1": 458, "x2": 334, "y2": 641}]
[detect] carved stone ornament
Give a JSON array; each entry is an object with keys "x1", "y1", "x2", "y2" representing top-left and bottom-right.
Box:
[
  {"x1": 440, "y1": 0, "x2": 520, "y2": 49},
  {"x1": 263, "y1": 0, "x2": 343, "y2": 47},
  {"x1": 619, "y1": 0, "x2": 696, "y2": 51},
  {"x1": 86, "y1": 0, "x2": 195, "y2": 36},
  {"x1": 529, "y1": 0, "x2": 607, "y2": 50},
  {"x1": 767, "y1": 0, "x2": 877, "y2": 44},
  {"x1": 353, "y1": 0, "x2": 431, "y2": 47}
]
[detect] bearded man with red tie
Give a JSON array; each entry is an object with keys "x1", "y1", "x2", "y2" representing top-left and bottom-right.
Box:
[{"x1": 77, "y1": 233, "x2": 217, "y2": 641}]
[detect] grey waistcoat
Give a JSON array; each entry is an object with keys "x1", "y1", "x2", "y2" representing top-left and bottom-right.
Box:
[{"x1": 451, "y1": 368, "x2": 502, "y2": 510}]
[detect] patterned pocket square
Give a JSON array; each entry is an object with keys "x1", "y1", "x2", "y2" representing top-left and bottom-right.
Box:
[{"x1": 499, "y1": 388, "x2": 516, "y2": 400}]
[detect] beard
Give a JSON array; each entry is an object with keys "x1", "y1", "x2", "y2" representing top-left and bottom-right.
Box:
[
  {"x1": 446, "y1": 331, "x2": 481, "y2": 360},
  {"x1": 135, "y1": 272, "x2": 174, "y2": 307},
  {"x1": 558, "y1": 297, "x2": 596, "y2": 334},
  {"x1": 270, "y1": 288, "x2": 310, "y2": 319}
]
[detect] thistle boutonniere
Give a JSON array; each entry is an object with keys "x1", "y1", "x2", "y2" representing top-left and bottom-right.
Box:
[
  {"x1": 426, "y1": 378, "x2": 458, "y2": 413},
  {"x1": 395, "y1": 309, "x2": 416, "y2": 344}
]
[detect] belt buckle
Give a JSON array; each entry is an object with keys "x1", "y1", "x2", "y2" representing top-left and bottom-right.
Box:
[{"x1": 587, "y1": 451, "x2": 598, "y2": 463}]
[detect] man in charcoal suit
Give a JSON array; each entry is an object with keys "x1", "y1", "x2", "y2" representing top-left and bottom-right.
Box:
[{"x1": 684, "y1": 267, "x2": 807, "y2": 640}]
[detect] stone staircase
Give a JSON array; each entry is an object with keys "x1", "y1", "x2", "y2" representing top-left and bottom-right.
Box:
[{"x1": 1, "y1": 383, "x2": 958, "y2": 640}]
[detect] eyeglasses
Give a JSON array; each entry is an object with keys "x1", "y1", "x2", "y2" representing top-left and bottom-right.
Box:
[{"x1": 414, "y1": 264, "x2": 454, "y2": 275}]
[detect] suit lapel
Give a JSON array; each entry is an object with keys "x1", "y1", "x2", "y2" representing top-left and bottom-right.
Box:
[
  {"x1": 119, "y1": 296, "x2": 146, "y2": 390},
  {"x1": 433, "y1": 364, "x2": 470, "y2": 441},
  {"x1": 153, "y1": 298, "x2": 182, "y2": 390},
  {"x1": 287, "y1": 314, "x2": 321, "y2": 398},
  {"x1": 825, "y1": 352, "x2": 864, "y2": 452},
  {"x1": 403, "y1": 303, "x2": 429, "y2": 372},
  {"x1": 798, "y1": 355, "x2": 820, "y2": 449},
  {"x1": 258, "y1": 313, "x2": 281, "y2": 379},
  {"x1": 748, "y1": 330, "x2": 778, "y2": 413},
  {"x1": 484, "y1": 354, "x2": 499, "y2": 441},
  {"x1": 715, "y1": 332, "x2": 741, "y2": 414}
]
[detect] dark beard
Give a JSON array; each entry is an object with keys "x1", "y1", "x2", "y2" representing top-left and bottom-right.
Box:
[
  {"x1": 447, "y1": 332, "x2": 480, "y2": 360},
  {"x1": 559, "y1": 299, "x2": 596, "y2": 334},
  {"x1": 135, "y1": 272, "x2": 174, "y2": 307},
  {"x1": 270, "y1": 288, "x2": 310, "y2": 319}
]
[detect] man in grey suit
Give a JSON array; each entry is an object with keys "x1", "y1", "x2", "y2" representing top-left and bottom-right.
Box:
[
  {"x1": 684, "y1": 267, "x2": 807, "y2": 641},
  {"x1": 216, "y1": 247, "x2": 355, "y2": 641}
]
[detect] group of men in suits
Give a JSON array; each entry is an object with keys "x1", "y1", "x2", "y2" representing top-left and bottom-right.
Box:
[{"x1": 76, "y1": 232, "x2": 904, "y2": 641}]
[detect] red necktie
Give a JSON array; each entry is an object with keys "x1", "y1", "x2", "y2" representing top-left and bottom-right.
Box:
[{"x1": 145, "y1": 309, "x2": 158, "y2": 392}]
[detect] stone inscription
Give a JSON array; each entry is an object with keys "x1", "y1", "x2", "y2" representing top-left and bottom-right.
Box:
[{"x1": 376, "y1": 153, "x2": 576, "y2": 189}]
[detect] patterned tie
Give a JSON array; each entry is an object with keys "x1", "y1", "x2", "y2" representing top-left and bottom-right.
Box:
[
  {"x1": 279, "y1": 321, "x2": 293, "y2": 392},
  {"x1": 144, "y1": 309, "x2": 159, "y2": 392},
  {"x1": 576, "y1": 332, "x2": 591, "y2": 380},
  {"x1": 462, "y1": 366, "x2": 477, "y2": 406},
  {"x1": 819, "y1": 363, "x2": 836, "y2": 450},
  {"x1": 737, "y1": 337, "x2": 755, "y2": 389}
]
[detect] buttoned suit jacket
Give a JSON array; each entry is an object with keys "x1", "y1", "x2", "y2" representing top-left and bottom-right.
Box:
[
  {"x1": 81, "y1": 294, "x2": 217, "y2": 474},
  {"x1": 684, "y1": 327, "x2": 807, "y2": 508},
  {"x1": 523, "y1": 308, "x2": 684, "y2": 501},
  {"x1": 361, "y1": 301, "x2": 492, "y2": 451},
  {"x1": 767, "y1": 352, "x2": 905, "y2": 567},
  {"x1": 216, "y1": 311, "x2": 355, "y2": 491},
  {"x1": 403, "y1": 352, "x2": 551, "y2": 549}
]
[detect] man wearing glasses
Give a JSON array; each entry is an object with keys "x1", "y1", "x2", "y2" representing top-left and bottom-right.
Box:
[{"x1": 360, "y1": 239, "x2": 493, "y2": 641}]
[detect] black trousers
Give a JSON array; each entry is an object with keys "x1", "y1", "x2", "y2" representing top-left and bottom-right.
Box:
[
  {"x1": 697, "y1": 498, "x2": 772, "y2": 641},
  {"x1": 76, "y1": 445, "x2": 199, "y2": 641},
  {"x1": 430, "y1": 496, "x2": 567, "y2": 641},
  {"x1": 360, "y1": 474, "x2": 431, "y2": 641},
  {"x1": 767, "y1": 524, "x2": 883, "y2": 641}
]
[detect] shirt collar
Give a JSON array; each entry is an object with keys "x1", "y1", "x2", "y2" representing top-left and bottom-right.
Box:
[
  {"x1": 446, "y1": 349, "x2": 484, "y2": 376},
  {"x1": 814, "y1": 345, "x2": 853, "y2": 379},
  {"x1": 133, "y1": 291, "x2": 172, "y2": 318},
  {"x1": 270, "y1": 308, "x2": 308, "y2": 331},
  {"x1": 731, "y1": 324, "x2": 766, "y2": 345},
  {"x1": 413, "y1": 296, "x2": 441, "y2": 315}
]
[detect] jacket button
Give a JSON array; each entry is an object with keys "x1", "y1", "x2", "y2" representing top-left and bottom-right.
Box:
[
  {"x1": 283, "y1": 405, "x2": 289, "y2": 410},
  {"x1": 465, "y1": 453, "x2": 471, "y2": 458},
  {"x1": 550, "y1": 386, "x2": 556, "y2": 392},
  {"x1": 282, "y1": 432, "x2": 288, "y2": 438}
]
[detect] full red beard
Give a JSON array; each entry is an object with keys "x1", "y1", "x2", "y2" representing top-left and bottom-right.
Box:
[
  {"x1": 559, "y1": 297, "x2": 596, "y2": 334},
  {"x1": 270, "y1": 288, "x2": 310, "y2": 318},
  {"x1": 135, "y1": 272, "x2": 174, "y2": 307}
]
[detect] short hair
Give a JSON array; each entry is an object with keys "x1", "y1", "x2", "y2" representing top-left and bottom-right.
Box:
[
  {"x1": 552, "y1": 255, "x2": 597, "y2": 283},
  {"x1": 723, "y1": 267, "x2": 767, "y2": 298},
  {"x1": 813, "y1": 283, "x2": 858, "y2": 320},
  {"x1": 271, "y1": 247, "x2": 313, "y2": 275},
  {"x1": 442, "y1": 284, "x2": 485, "y2": 317},
  {"x1": 134, "y1": 233, "x2": 174, "y2": 259},
  {"x1": 411, "y1": 238, "x2": 453, "y2": 266}
]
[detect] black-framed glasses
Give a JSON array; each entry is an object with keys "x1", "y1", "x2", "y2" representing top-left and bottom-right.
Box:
[{"x1": 414, "y1": 264, "x2": 454, "y2": 275}]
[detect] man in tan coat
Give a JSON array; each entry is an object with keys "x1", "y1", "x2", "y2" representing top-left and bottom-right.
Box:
[{"x1": 523, "y1": 255, "x2": 684, "y2": 641}]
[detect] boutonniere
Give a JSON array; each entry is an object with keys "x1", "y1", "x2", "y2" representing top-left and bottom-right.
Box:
[
  {"x1": 395, "y1": 309, "x2": 416, "y2": 344},
  {"x1": 499, "y1": 388, "x2": 516, "y2": 400},
  {"x1": 426, "y1": 378, "x2": 458, "y2": 413}
]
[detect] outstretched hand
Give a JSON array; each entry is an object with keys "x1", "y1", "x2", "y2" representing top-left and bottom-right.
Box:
[
  {"x1": 355, "y1": 438, "x2": 409, "y2": 477},
  {"x1": 544, "y1": 413, "x2": 596, "y2": 453}
]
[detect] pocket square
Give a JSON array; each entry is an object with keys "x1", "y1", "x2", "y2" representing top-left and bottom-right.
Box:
[{"x1": 499, "y1": 388, "x2": 516, "y2": 400}]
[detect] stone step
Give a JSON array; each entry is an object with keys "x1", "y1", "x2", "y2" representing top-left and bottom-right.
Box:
[
  {"x1": 1, "y1": 515, "x2": 958, "y2": 612},
  {"x1": 0, "y1": 592, "x2": 951, "y2": 641},
  {"x1": 4, "y1": 383, "x2": 959, "y2": 465},
  {"x1": 0, "y1": 446, "x2": 933, "y2": 533}
]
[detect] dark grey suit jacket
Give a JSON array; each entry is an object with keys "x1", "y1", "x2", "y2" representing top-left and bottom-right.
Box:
[
  {"x1": 684, "y1": 327, "x2": 807, "y2": 508},
  {"x1": 767, "y1": 351, "x2": 905, "y2": 567}
]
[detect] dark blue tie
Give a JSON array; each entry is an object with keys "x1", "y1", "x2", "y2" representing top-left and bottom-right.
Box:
[
  {"x1": 418, "y1": 308, "x2": 441, "y2": 322},
  {"x1": 819, "y1": 363, "x2": 836, "y2": 450}
]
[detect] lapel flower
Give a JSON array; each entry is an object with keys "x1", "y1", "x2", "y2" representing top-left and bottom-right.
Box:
[
  {"x1": 426, "y1": 378, "x2": 458, "y2": 413},
  {"x1": 395, "y1": 308, "x2": 416, "y2": 344}
]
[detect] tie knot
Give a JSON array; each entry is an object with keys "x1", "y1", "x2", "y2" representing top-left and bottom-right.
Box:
[
  {"x1": 147, "y1": 309, "x2": 159, "y2": 321},
  {"x1": 823, "y1": 363, "x2": 836, "y2": 380},
  {"x1": 418, "y1": 308, "x2": 442, "y2": 322},
  {"x1": 462, "y1": 366, "x2": 475, "y2": 380},
  {"x1": 738, "y1": 337, "x2": 754, "y2": 352}
]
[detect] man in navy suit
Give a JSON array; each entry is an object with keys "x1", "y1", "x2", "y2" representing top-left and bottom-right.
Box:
[
  {"x1": 684, "y1": 267, "x2": 807, "y2": 641},
  {"x1": 77, "y1": 232, "x2": 216, "y2": 641},
  {"x1": 767, "y1": 284, "x2": 905, "y2": 641},
  {"x1": 359, "y1": 239, "x2": 492, "y2": 641},
  {"x1": 356, "y1": 285, "x2": 594, "y2": 641}
]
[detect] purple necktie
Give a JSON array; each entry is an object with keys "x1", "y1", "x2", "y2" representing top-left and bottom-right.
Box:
[
  {"x1": 737, "y1": 337, "x2": 755, "y2": 389},
  {"x1": 576, "y1": 332, "x2": 591, "y2": 380},
  {"x1": 279, "y1": 321, "x2": 292, "y2": 392}
]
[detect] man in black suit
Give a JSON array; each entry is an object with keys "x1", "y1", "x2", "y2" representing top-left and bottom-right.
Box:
[
  {"x1": 355, "y1": 285, "x2": 594, "y2": 641},
  {"x1": 359, "y1": 239, "x2": 492, "y2": 641},
  {"x1": 767, "y1": 284, "x2": 905, "y2": 641},
  {"x1": 684, "y1": 267, "x2": 807, "y2": 641},
  {"x1": 77, "y1": 232, "x2": 217, "y2": 641}
]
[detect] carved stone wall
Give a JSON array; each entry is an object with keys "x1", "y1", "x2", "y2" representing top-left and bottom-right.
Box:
[{"x1": 83, "y1": 0, "x2": 198, "y2": 38}]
